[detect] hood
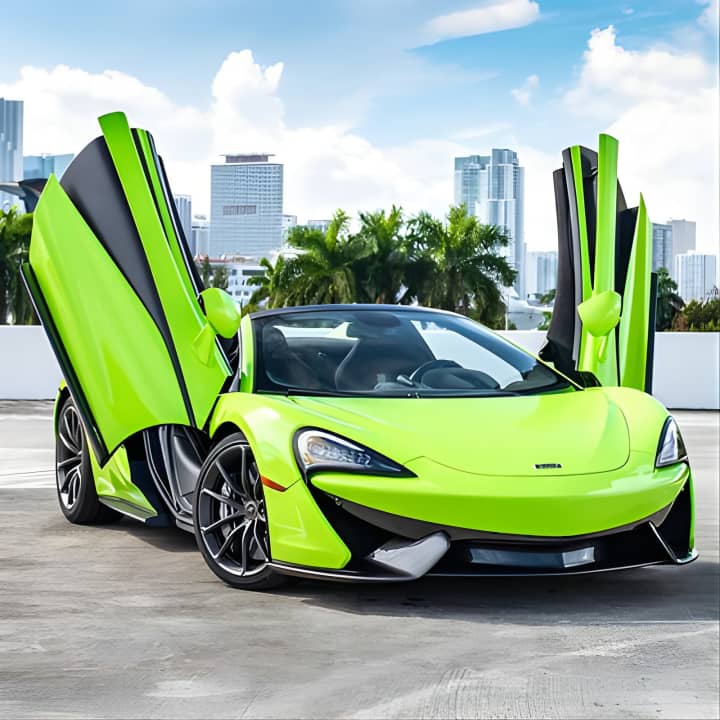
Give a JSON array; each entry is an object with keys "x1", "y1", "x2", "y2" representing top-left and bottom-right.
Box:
[{"x1": 289, "y1": 388, "x2": 630, "y2": 477}]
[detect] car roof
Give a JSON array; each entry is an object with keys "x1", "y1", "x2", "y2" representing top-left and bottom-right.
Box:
[{"x1": 249, "y1": 304, "x2": 457, "y2": 320}]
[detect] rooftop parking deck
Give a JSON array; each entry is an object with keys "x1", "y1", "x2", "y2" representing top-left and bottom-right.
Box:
[{"x1": 0, "y1": 403, "x2": 718, "y2": 719}]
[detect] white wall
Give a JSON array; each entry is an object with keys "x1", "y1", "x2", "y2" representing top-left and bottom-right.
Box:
[
  {"x1": 0, "y1": 327, "x2": 63, "y2": 400},
  {"x1": 0, "y1": 326, "x2": 718, "y2": 410}
]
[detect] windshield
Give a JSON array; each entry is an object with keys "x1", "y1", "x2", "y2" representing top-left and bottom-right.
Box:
[{"x1": 253, "y1": 308, "x2": 572, "y2": 397}]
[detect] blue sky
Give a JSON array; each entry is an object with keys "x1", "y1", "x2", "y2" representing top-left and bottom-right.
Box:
[{"x1": 1, "y1": 0, "x2": 718, "y2": 249}]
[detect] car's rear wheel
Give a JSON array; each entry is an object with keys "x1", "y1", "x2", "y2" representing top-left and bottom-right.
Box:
[
  {"x1": 193, "y1": 433, "x2": 287, "y2": 590},
  {"x1": 55, "y1": 396, "x2": 121, "y2": 524}
]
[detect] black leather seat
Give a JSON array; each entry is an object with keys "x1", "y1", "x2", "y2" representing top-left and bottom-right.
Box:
[
  {"x1": 263, "y1": 327, "x2": 323, "y2": 389},
  {"x1": 334, "y1": 322, "x2": 432, "y2": 390}
]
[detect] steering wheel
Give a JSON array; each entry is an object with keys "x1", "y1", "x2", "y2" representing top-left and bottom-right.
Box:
[{"x1": 408, "y1": 359, "x2": 462, "y2": 384}]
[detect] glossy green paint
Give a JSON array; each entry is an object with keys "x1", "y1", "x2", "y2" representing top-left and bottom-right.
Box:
[
  {"x1": 239, "y1": 315, "x2": 255, "y2": 393},
  {"x1": 312, "y1": 459, "x2": 688, "y2": 538},
  {"x1": 619, "y1": 194, "x2": 652, "y2": 390},
  {"x1": 569, "y1": 145, "x2": 592, "y2": 303},
  {"x1": 578, "y1": 134, "x2": 620, "y2": 385},
  {"x1": 31, "y1": 175, "x2": 188, "y2": 455},
  {"x1": 89, "y1": 444, "x2": 156, "y2": 516},
  {"x1": 264, "y1": 479, "x2": 351, "y2": 568},
  {"x1": 201, "y1": 288, "x2": 242, "y2": 338},
  {"x1": 209, "y1": 382, "x2": 688, "y2": 556},
  {"x1": 98, "y1": 112, "x2": 230, "y2": 428},
  {"x1": 209, "y1": 392, "x2": 350, "y2": 567},
  {"x1": 134, "y1": 128, "x2": 196, "y2": 302}
]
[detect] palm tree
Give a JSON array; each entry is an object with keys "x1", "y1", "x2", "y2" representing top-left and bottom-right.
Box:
[
  {"x1": 655, "y1": 267, "x2": 684, "y2": 331},
  {"x1": 354, "y1": 206, "x2": 407, "y2": 303},
  {"x1": 0, "y1": 207, "x2": 36, "y2": 324},
  {"x1": 281, "y1": 210, "x2": 371, "y2": 305},
  {"x1": 248, "y1": 255, "x2": 301, "y2": 308},
  {"x1": 405, "y1": 204, "x2": 515, "y2": 324}
]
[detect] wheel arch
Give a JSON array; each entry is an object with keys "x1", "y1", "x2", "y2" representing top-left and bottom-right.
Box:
[
  {"x1": 211, "y1": 421, "x2": 248, "y2": 445},
  {"x1": 54, "y1": 384, "x2": 71, "y2": 435}
]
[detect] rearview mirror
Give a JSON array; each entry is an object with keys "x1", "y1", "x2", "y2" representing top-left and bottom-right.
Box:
[{"x1": 577, "y1": 290, "x2": 621, "y2": 338}]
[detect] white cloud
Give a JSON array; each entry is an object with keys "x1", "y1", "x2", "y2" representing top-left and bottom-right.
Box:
[
  {"x1": 0, "y1": 52, "x2": 469, "y2": 225},
  {"x1": 511, "y1": 74, "x2": 539, "y2": 105},
  {"x1": 425, "y1": 0, "x2": 540, "y2": 42},
  {"x1": 563, "y1": 25, "x2": 719, "y2": 253},
  {"x1": 698, "y1": 0, "x2": 719, "y2": 32}
]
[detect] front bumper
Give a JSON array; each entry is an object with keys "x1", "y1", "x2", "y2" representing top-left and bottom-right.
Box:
[{"x1": 269, "y1": 463, "x2": 696, "y2": 581}]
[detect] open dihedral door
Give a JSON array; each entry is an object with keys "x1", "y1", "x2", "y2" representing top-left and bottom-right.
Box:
[
  {"x1": 22, "y1": 112, "x2": 233, "y2": 465},
  {"x1": 540, "y1": 133, "x2": 655, "y2": 392}
]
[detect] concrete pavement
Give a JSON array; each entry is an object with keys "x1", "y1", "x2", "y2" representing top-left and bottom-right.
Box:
[{"x1": 0, "y1": 403, "x2": 718, "y2": 719}]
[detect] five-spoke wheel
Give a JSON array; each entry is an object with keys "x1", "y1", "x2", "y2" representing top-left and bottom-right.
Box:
[{"x1": 193, "y1": 433, "x2": 286, "y2": 589}]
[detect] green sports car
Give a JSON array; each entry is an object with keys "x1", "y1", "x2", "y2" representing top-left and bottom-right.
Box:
[{"x1": 23, "y1": 112, "x2": 696, "y2": 589}]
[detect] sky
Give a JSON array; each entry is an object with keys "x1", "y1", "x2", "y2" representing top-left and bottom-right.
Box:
[{"x1": 1, "y1": 0, "x2": 718, "y2": 252}]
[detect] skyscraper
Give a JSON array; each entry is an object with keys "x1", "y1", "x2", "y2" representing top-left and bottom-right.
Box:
[
  {"x1": 670, "y1": 219, "x2": 696, "y2": 256},
  {"x1": 210, "y1": 153, "x2": 283, "y2": 257},
  {"x1": 281, "y1": 213, "x2": 297, "y2": 243},
  {"x1": 192, "y1": 215, "x2": 210, "y2": 257},
  {"x1": 526, "y1": 251, "x2": 558, "y2": 297},
  {"x1": 651, "y1": 222, "x2": 673, "y2": 272},
  {"x1": 23, "y1": 153, "x2": 74, "y2": 180},
  {"x1": 675, "y1": 252, "x2": 717, "y2": 302},
  {"x1": 173, "y1": 194, "x2": 193, "y2": 253},
  {"x1": 454, "y1": 149, "x2": 525, "y2": 296},
  {"x1": 0, "y1": 98, "x2": 23, "y2": 211}
]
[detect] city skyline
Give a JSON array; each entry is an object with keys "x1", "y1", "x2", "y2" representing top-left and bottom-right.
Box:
[
  {"x1": 0, "y1": 1, "x2": 716, "y2": 254},
  {"x1": 454, "y1": 149, "x2": 525, "y2": 295}
]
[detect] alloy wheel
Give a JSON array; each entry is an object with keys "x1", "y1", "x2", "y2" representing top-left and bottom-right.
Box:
[
  {"x1": 196, "y1": 441, "x2": 270, "y2": 578},
  {"x1": 56, "y1": 402, "x2": 85, "y2": 511}
]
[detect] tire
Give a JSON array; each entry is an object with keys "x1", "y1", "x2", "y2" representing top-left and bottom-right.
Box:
[
  {"x1": 55, "y1": 396, "x2": 121, "y2": 525},
  {"x1": 193, "y1": 433, "x2": 287, "y2": 590}
]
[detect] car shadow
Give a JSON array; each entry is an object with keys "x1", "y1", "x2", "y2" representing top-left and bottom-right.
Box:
[
  {"x1": 101, "y1": 517, "x2": 198, "y2": 553},
  {"x1": 279, "y1": 558, "x2": 720, "y2": 624},
  {"x1": 97, "y1": 520, "x2": 719, "y2": 625}
]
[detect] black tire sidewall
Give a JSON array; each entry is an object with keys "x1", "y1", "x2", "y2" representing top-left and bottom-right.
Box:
[
  {"x1": 193, "y1": 434, "x2": 285, "y2": 590},
  {"x1": 55, "y1": 396, "x2": 117, "y2": 524}
]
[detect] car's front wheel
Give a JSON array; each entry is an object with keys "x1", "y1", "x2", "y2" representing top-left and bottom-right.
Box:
[
  {"x1": 55, "y1": 396, "x2": 121, "y2": 524},
  {"x1": 193, "y1": 433, "x2": 286, "y2": 590}
]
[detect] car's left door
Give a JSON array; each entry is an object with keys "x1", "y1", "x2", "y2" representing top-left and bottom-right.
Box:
[{"x1": 23, "y1": 112, "x2": 233, "y2": 465}]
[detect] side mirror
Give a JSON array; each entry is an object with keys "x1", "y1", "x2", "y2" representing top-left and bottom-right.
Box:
[
  {"x1": 577, "y1": 290, "x2": 621, "y2": 338},
  {"x1": 193, "y1": 288, "x2": 241, "y2": 365},
  {"x1": 200, "y1": 287, "x2": 241, "y2": 338}
]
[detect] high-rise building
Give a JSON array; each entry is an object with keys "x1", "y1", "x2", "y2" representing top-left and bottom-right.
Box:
[
  {"x1": 173, "y1": 194, "x2": 193, "y2": 253},
  {"x1": 281, "y1": 214, "x2": 297, "y2": 243},
  {"x1": 669, "y1": 219, "x2": 696, "y2": 279},
  {"x1": 0, "y1": 98, "x2": 23, "y2": 211},
  {"x1": 454, "y1": 149, "x2": 525, "y2": 296},
  {"x1": 306, "y1": 219, "x2": 331, "y2": 233},
  {"x1": 670, "y1": 219, "x2": 696, "y2": 257},
  {"x1": 192, "y1": 215, "x2": 210, "y2": 257},
  {"x1": 651, "y1": 222, "x2": 673, "y2": 272},
  {"x1": 210, "y1": 153, "x2": 283, "y2": 257},
  {"x1": 23, "y1": 153, "x2": 74, "y2": 180},
  {"x1": 526, "y1": 251, "x2": 558, "y2": 298},
  {"x1": 675, "y1": 252, "x2": 717, "y2": 302}
]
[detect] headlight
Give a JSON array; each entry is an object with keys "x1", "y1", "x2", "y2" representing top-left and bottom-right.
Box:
[
  {"x1": 655, "y1": 417, "x2": 688, "y2": 468},
  {"x1": 294, "y1": 429, "x2": 413, "y2": 477}
]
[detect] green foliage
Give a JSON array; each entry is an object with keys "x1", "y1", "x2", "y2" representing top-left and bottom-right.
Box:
[
  {"x1": 405, "y1": 205, "x2": 516, "y2": 324},
  {"x1": 539, "y1": 288, "x2": 556, "y2": 305},
  {"x1": 655, "y1": 267, "x2": 684, "y2": 331},
  {"x1": 252, "y1": 204, "x2": 516, "y2": 325},
  {"x1": 0, "y1": 207, "x2": 37, "y2": 325},
  {"x1": 674, "y1": 297, "x2": 720, "y2": 332},
  {"x1": 197, "y1": 256, "x2": 212, "y2": 288},
  {"x1": 211, "y1": 264, "x2": 229, "y2": 290}
]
